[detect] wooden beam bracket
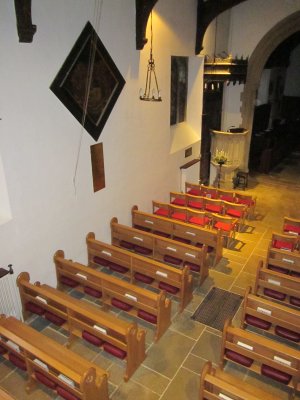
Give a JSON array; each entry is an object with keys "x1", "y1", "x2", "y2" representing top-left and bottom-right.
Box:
[
  {"x1": 136, "y1": 0, "x2": 158, "y2": 50},
  {"x1": 14, "y1": 0, "x2": 36, "y2": 43}
]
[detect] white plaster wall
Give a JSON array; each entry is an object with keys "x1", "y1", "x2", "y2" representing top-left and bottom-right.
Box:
[
  {"x1": 223, "y1": 0, "x2": 300, "y2": 130},
  {"x1": 0, "y1": 0, "x2": 199, "y2": 286}
]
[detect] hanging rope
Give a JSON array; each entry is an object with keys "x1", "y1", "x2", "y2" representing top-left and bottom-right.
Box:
[{"x1": 73, "y1": 0, "x2": 104, "y2": 195}]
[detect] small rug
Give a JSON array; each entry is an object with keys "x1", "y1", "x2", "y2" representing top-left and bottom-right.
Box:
[{"x1": 191, "y1": 287, "x2": 243, "y2": 331}]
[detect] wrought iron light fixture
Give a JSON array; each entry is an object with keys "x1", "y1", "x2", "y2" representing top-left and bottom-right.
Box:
[{"x1": 139, "y1": 11, "x2": 162, "y2": 102}]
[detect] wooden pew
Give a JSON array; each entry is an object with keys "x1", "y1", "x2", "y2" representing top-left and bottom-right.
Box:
[
  {"x1": 220, "y1": 319, "x2": 300, "y2": 396},
  {"x1": 283, "y1": 216, "x2": 300, "y2": 240},
  {"x1": 53, "y1": 251, "x2": 171, "y2": 341},
  {"x1": 0, "y1": 315, "x2": 109, "y2": 400},
  {"x1": 184, "y1": 181, "x2": 257, "y2": 219},
  {"x1": 266, "y1": 243, "x2": 300, "y2": 278},
  {"x1": 17, "y1": 271, "x2": 146, "y2": 382},
  {"x1": 199, "y1": 360, "x2": 281, "y2": 400},
  {"x1": 86, "y1": 232, "x2": 193, "y2": 312},
  {"x1": 253, "y1": 260, "x2": 300, "y2": 309},
  {"x1": 130, "y1": 207, "x2": 222, "y2": 266},
  {"x1": 241, "y1": 286, "x2": 300, "y2": 344},
  {"x1": 111, "y1": 215, "x2": 209, "y2": 275},
  {"x1": 270, "y1": 232, "x2": 298, "y2": 252},
  {"x1": 168, "y1": 193, "x2": 247, "y2": 231}
]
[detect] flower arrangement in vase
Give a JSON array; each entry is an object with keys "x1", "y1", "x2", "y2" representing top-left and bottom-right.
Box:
[{"x1": 214, "y1": 149, "x2": 228, "y2": 165}]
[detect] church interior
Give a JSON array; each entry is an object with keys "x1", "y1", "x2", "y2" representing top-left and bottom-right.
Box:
[{"x1": 0, "y1": 1, "x2": 300, "y2": 399}]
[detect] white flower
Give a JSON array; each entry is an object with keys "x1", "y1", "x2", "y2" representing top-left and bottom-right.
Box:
[{"x1": 214, "y1": 149, "x2": 227, "y2": 164}]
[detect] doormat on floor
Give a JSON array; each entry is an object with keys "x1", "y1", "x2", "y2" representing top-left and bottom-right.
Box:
[{"x1": 191, "y1": 287, "x2": 243, "y2": 331}]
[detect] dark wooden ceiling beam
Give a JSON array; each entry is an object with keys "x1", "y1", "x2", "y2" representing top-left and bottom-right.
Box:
[
  {"x1": 195, "y1": 0, "x2": 246, "y2": 54},
  {"x1": 14, "y1": 0, "x2": 36, "y2": 43},
  {"x1": 136, "y1": 0, "x2": 158, "y2": 50}
]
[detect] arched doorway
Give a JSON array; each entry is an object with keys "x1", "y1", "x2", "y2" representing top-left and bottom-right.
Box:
[{"x1": 241, "y1": 11, "x2": 300, "y2": 170}]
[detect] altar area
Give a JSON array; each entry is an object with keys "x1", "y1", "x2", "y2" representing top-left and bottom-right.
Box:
[{"x1": 209, "y1": 128, "x2": 249, "y2": 189}]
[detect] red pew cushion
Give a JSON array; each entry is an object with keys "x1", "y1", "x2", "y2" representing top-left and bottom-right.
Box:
[
  {"x1": 120, "y1": 240, "x2": 134, "y2": 250},
  {"x1": 93, "y1": 256, "x2": 110, "y2": 267},
  {"x1": 291, "y1": 270, "x2": 300, "y2": 278},
  {"x1": 226, "y1": 208, "x2": 243, "y2": 218},
  {"x1": 184, "y1": 262, "x2": 200, "y2": 272},
  {"x1": 44, "y1": 311, "x2": 66, "y2": 326},
  {"x1": 173, "y1": 236, "x2": 191, "y2": 245},
  {"x1": 214, "y1": 221, "x2": 233, "y2": 232},
  {"x1": 154, "y1": 208, "x2": 169, "y2": 216},
  {"x1": 84, "y1": 286, "x2": 102, "y2": 298},
  {"x1": 189, "y1": 216, "x2": 210, "y2": 226},
  {"x1": 60, "y1": 276, "x2": 78, "y2": 288},
  {"x1": 0, "y1": 345, "x2": 7, "y2": 355},
  {"x1": 163, "y1": 255, "x2": 182, "y2": 266},
  {"x1": 8, "y1": 353, "x2": 27, "y2": 371},
  {"x1": 290, "y1": 296, "x2": 300, "y2": 307},
  {"x1": 134, "y1": 245, "x2": 153, "y2": 255},
  {"x1": 134, "y1": 225, "x2": 151, "y2": 232},
  {"x1": 275, "y1": 325, "x2": 300, "y2": 342},
  {"x1": 187, "y1": 189, "x2": 201, "y2": 196},
  {"x1": 267, "y1": 265, "x2": 289, "y2": 274},
  {"x1": 284, "y1": 224, "x2": 300, "y2": 235},
  {"x1": 263, "y1": 288, "x2": 286, "y2": 301},
  {"x1": 236, "y1": 198, "x2": 254, "y2": 206},
  {"x1": 25, "y1": 301, "x2": 45, "y2": 315},
  {"x1": 196, "y1": 243, "x2": 214, "y2": 253},
  {"x1": 245, "y1": 314, "x2": 271, "y2": 330},
  {"x1": 153, "y1": 230, "x2": 171, "y2": 238},
  {"x1": 188, "y1": 200, "x2": 203, "y2": 209},
  {"x1": 225, "y1": 349, "x2": 253, "y2": 367},
  {"x1": 158, "y1": 281, "x2": 179, "y2": 294},
  {"x1": 171, "y1": 198, "x2": 185, "y2": 206},
  {"x1": 261, "y1": 364, "x2": 292, "y2": 385},
  {"x1": 103, "y1": 342, "x2": 127, "y2": 359},
  {"x1": 134, "y1": 272, "x2": 154, "y2": 284},
  {"x1": 82, "y1": 330, "x2": 104, "y2": 347},
  {"x1": 220, "y1": 195, "x2": 234, "y2": 202},
  {"x1": 57, "y1": 386, "x2": 80, "y2": 400},
  {"x1": 35, "y1": 371, "x2": 56, "y2": 389},
  {"x1": 205, "y1": 204, "x2": 222, "y2": 213},
  {"x1": 111, "y1": 298, "x2": 133, "y2": 311},
  {"x1": 272, "y1": 240, "x2": 293, "y2": 251},
  {"x1": 138, "y1": 309, "x2": 157, "y2": 324},
  {"x1": 109, "y1": 262, "x2": 129, "y2": 274},
  {"x1": 171, "y1": 212, "x2": 186, "y2": 221}
]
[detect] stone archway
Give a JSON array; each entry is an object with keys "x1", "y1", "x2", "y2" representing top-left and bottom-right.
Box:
[{"x1": 241, "y1": 11, "x2": 300, "y2": 170}]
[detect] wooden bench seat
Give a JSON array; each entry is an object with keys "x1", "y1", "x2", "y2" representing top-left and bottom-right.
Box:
[
  {"x1": 266, "y1": 243, "x2": 300, "y2": 278},
  {"x1": 283, "y1": 216, "x2": 300, "y2": 239},
  {"x1": 241, "y1": 286, "x2": 300, "y2": 343},
  {"x1": 17, "y1": 271, "x2": 146, "y2": 381},
  {"x1": 254, "y1": 260, "x2": 300, "y2": 309},
  {"x1": 111, "y1": 215, "x2": 210, "y2": 275},
  {"x1": 185, "y1": 181, "x2": 257, "y2": 219},
  {"x1": 168, "y1": 194, "x2": 247, "y2": 231},
  {"x1": 270, "y1": 232, "x2": 298, "y2": 252},
  {"x1": 53, "y1": 251, "x2": 171, "y2": 341},
  {"x1": 86, "y1": 232, "x2": 193, "y2": 312},
  {"x1": 199, "y1": 360, "x2": 281, "y2": 400},
  {"x1": 220, "y1": 319, "x2": 300, "y2": 396},
  {"x1": 130, "y1": 207, "x2": 222, "y2": 266},
  {"x1": 0, "y1": 315, "x2": 109, "y2": 400}
]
